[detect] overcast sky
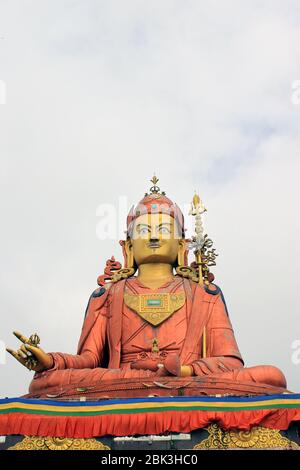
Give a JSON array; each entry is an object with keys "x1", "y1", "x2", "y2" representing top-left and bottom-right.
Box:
[{"x1": 0, "y1": 0, "x2": 300, "y2": 396}]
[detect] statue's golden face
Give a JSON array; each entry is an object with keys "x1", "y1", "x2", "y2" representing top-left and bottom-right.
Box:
[{"x1": 129, "y1": 213, "x2": 184, "y2": 266}]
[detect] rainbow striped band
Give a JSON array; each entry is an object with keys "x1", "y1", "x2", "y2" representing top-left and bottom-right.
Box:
[{"x1": 1, "y1": 394, "x2": 300, "y2": 417}]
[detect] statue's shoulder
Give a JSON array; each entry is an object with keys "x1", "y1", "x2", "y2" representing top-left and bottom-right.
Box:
[
  {"x1": 203, "y1": 282, "x2": 229, "y2": 315},
  {"x1": 185, "y1": 279, "x2": 228, "y2": 312},
  {"x1": 84, "y1": 283, "x2": 113, "y2": 319},
  {"x1": 184, "y1": 278, "x2": 221, "y2": 295},
  {"x1": 204, "y1": 283, "x2": 222, "y2": 296},
  {"x1": 91, "y1": 282, "x2": 113, "y2": 298}
]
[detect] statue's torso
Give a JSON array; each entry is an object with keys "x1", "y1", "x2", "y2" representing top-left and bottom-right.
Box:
[{"x1": 118, "y1": 277, "x2": 191, "y2": 367}]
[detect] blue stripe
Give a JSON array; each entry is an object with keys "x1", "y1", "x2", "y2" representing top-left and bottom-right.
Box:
[{"x1": 1, "y1": 394, "x2": 300, "y2": 408}]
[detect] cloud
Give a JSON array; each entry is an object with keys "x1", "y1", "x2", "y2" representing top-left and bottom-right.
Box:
[{"x1": 0, "y1": 0, "x2": 300, "y2": 395}]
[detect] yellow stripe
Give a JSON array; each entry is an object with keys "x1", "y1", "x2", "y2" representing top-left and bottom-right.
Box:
[{"x1": 0, "y1": 399, "x2": 300, "y2": 413}]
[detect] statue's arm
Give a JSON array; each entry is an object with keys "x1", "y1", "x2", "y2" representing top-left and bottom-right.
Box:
[
  {"x1": 45, "y1": 287, "x2": 167, "y2": 378},
  {"x1": 191, "y1": 292, "x2": 244, "y2": 376}
]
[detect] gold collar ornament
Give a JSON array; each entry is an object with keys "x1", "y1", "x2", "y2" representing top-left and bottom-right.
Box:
[{"x1": 124, "y1": 291, "x2": 186, "y2": 326}]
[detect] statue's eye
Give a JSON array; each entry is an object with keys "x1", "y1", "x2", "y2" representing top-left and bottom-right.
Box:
[
  {"x1": 139, "y1": 227, "x2": 149, "y2": 236},
  {"x1": 159, "y1": 226, "x2": 170, "y2": 234}
]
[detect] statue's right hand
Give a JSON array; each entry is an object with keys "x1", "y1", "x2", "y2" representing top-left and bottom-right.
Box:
[{"x1": 6, "y1": 331, "x2": 54, "y2": 372}]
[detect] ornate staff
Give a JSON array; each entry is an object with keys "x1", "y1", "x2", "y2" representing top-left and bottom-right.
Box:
[
  {"x1": 188, "y1": 192, "x2": 218, "y2": 287},
  {"x1": 188, "y1": 192, "x2": 218, "y2": 359}
]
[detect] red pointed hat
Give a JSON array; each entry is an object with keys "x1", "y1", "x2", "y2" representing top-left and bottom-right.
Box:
[{"x1": 126, "y1": 176, "x2": 185, "y2": 238}]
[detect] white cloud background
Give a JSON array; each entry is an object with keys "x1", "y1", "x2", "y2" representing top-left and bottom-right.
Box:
[{"x1": 0, "y1": 0, "x2": 300, "y2": 396}]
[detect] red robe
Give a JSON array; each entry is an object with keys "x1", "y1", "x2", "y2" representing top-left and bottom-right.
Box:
[{"x1": 29, "y1": 277, "x2": 286, "y2": 396}]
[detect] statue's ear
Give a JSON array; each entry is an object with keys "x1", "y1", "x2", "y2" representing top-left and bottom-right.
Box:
[
  {"x1": 124, "y1": 239, "x2": 134, "y2": 269},
  {"x1": 177, "y1": 239, "x2": 187, "y2": 267}
]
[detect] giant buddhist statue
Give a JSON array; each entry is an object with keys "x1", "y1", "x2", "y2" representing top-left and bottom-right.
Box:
[{"x1": 7, "y1": 176, "x2": 287, "y2": 399}]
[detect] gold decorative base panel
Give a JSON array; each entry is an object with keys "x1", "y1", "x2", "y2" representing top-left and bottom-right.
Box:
[
  {"x1": 8, "y1": 436, "x2": 110, "y2": 451},
  {"x1": 193, "y1": 424, "x2": 299, "y2": 450},
  {"x1": 6, "y1": 426, "x2": 299, "y2": 450}
]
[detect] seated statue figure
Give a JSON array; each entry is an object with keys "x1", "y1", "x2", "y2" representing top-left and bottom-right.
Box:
[{"x1": 7, "y1": 177, "x2": 287, "y2": 399}]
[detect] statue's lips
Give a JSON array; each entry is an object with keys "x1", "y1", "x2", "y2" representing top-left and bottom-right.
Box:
[{"x1": 148, "y1": 243, "x2": 161, "y2": 249}]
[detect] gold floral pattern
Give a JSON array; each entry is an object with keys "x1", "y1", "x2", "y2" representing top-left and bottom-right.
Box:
[
  {"x1": 8, "y1": 436, "x2": 110, "y2": 451},
  {"x1": 193, "y1": 423, "x2": 299, "y2": 450}
]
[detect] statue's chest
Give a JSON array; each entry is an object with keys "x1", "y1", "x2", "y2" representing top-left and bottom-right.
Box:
[
  {"x1": 123, "y1": 290, "x2": 186, "y2": 326},
  {"x1": 121, "y1": 293, "x2": 188, "y2": 354}
]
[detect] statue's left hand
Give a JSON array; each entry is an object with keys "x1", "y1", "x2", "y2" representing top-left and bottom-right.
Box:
[
  {"x1": 131, "y1": 358, "x2": 161, "y2": 372},
  {"x1": 6, "y1": 331, "x2": 54, "y2": 372}
]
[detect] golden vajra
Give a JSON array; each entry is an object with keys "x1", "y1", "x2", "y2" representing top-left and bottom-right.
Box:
[{"x1": 24, "y1": 333, "x2": 40, "y2": 370}]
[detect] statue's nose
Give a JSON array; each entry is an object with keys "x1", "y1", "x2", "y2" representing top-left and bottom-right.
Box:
[{"x1": 149, "y1": 236, "x2": 159, "y2": 243}]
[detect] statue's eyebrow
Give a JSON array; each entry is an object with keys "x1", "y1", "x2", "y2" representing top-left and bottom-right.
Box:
[
  {"x1": 158, "y1": 223, "x2": 172, "y2": 227},
  {"x1": 135, "y1": 222, "x2": 173, "y2": 230},
  {"x1": 135, "y1": 223, "x2": 150, "y2": 230}
]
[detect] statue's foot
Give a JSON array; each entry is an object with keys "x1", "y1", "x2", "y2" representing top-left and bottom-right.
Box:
[{"x1": 220, "y1": 365, "x2": 287, "y2": 389}]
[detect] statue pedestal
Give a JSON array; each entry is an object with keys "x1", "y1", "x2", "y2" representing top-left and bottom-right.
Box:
[{"x1": 1, "y1": 394, "x2": 300, "y2": 450}]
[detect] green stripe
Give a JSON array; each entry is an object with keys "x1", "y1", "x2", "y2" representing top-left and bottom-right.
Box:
[{"x1": 1, "y1": 403, "x2": 300, "y2": 416}]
